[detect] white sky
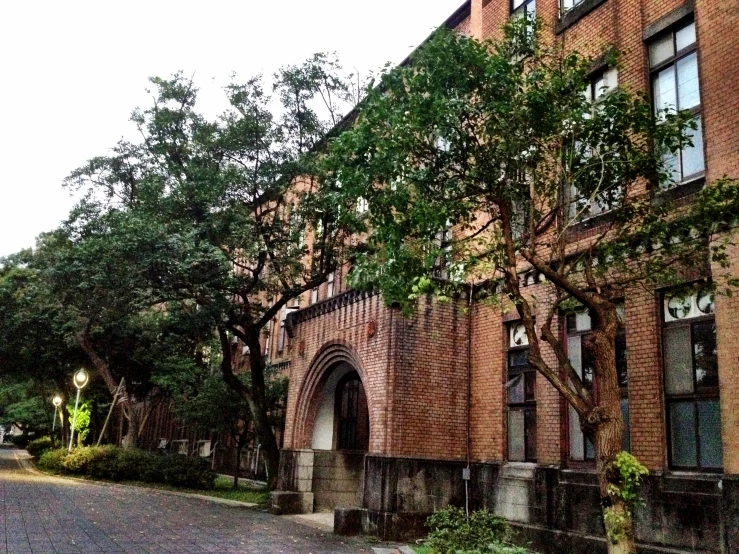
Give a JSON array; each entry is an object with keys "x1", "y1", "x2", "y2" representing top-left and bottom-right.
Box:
[{"x1": 0, "y1": 0, "x2": 463, "y2": 257}]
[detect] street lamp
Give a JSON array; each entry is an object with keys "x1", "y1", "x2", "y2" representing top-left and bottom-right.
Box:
[
  {"x1": 51, "y1": 395, "x2": 62, "y2": 433},
  {"x1": 68, "y1": 369, "x2": 89, "y2": 452}
]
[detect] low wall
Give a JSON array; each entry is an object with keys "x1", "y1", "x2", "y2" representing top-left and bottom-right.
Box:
[{"x1": 360, "y1": 454, "x2": 737, "y2": 553}]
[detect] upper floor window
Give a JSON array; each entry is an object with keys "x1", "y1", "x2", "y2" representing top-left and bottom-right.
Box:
[
  {"x1": 561, "y1": 0, "x2": 584, "y2": 15},
  {"x1": 511, "y1": 0, "x2": 536, "y2": 24},
  {"x1": 277, "y1": 307, "x2": 288, "y2": 354},
  {"x1": 662, "y1": 288, "x2": 722, "y2": 470},
  {"x1": 356, "y1": 196, "x2": 369, "y2": 215},
  {"x1": 568, "y1": 68, "x2": 620, "y2": 221},
  {"x1": 507, "y1": 323, "x2": 536, "y2": 462},
  {"x1": 649, "y1": 20, "x2": 704, "y2": 185},
  {"x1": 327, "y1": 272, "x2": 335, "y2": 298},
  {"x1": 310, "y1": 287, "x2": 319, "y2": 305}
]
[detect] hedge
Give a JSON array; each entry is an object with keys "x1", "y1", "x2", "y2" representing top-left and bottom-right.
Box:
[{"x1": 37, "y1": 446, "x2": 216, "y2": 489}]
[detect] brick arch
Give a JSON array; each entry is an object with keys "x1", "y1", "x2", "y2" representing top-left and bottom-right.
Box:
[{"x1": 292, "y1": 340, "x2": 374, "y2": 449}]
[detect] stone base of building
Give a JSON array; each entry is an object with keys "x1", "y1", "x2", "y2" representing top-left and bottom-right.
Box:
[
  {"x1": 270, "y1": 491, "x2": 314, "y2": 515},
  {"x1": 275, "y1": 451, "x2": 738, "y2": 553}
]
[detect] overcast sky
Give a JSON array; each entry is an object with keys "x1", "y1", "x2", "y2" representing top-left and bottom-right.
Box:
[{"x1": 0, "y1": 0, "x2": 463, "y2": 257}]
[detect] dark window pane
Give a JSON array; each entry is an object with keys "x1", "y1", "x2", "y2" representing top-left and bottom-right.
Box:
[
  {"x1": 525, "y1": 407, "x2": 537, "y2": 461},
  {"x1": 664, "y1": 326, "x2": 694, "y2": 394},
  {"x1": 509, "y1": 349, "x2": 528, "y2": 368},
  {"x1": 698, "y1": 400, "x2": 723, "y2": 468},
  {"x1": 693, "y1": 320, "x2": 718, "y2": 388},
  {"x1": 524, "y1": 371, "x2": 536, "y2": 402},
  {"x1": 582, "y1": 346, "x2": 594, "y2": 389},
  {"x1": 670, "y1": 402, "x2": 697, "y2": 467},
  {"x1": 621, "y1": 399, "x2": 630, "y2": 453},
  {"x1": 567, "y1": 314, "x2": 577, "y2": 333},
  {"x1": 509, "y1": 409, "x2": 526, "y2": 462}
]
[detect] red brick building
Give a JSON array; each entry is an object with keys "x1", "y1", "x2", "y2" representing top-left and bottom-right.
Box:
[{"x1": 271, "y1": 1, "x2": 739, "y2": 552}]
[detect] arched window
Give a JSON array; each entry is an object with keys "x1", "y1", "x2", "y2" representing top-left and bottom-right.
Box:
[{"x1": 335, "y1": 373, "x2": 369, "y2": 451}]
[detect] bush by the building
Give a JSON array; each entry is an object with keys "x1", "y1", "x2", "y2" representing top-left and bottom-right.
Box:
[
  {"x1": 36, "y1": 446, "x2": 216, "y2": 490},
  {"x1": 424, "y1": 506, "x2": 530, "y2": 554}
]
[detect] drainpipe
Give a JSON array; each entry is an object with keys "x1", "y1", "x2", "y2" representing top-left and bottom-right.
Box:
[{"x1": 465, "y1": 282, "x2": 474, "y2": 518}]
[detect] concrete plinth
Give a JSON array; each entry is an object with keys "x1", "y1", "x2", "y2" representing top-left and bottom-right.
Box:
[{"x1": 270, "y1": 491, "x2": 314, "y2": 515}]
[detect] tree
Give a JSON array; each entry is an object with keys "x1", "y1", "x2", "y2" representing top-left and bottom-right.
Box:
[
  {"x1": 0, "y1": 250, "x2": 89, "y2": 445},
  {"x1": 0, "y1": 378, "x2": 51, "y2": 435},
  {"x1": 169, "y1": 366, "x2": 287, "y2": 488},
  {"x1": 63, "y1": 56, "x2": 364, "y2": 487},
  {"x1": 325, "y1": 23, "x2": 739, "y2": 554},
  {"x1": 0, "y1": 236, "x2": 212, "y2": 449}
]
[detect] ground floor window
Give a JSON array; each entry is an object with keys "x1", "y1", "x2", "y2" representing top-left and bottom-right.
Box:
[
  {"x1": 663, "y1": 288, "x2": 722, "y2": 470},
  {"x1": 507, "y1": 323, "x2": 536, "y2": 462},
  {"x1": 566, "y1": 307, "x2": 629, "y2": 462}
]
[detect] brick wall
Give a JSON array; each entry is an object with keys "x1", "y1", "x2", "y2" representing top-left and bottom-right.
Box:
[{"x1": 712, "y1": 229, "x2": 739, "y2": 474}]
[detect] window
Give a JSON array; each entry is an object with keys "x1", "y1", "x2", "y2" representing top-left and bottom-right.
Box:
[
  {"x1": 336, "y1": 373, "x2": 369, "y2": 451},
  {"x1": 327, "y1": 272, "x2": 335, "y2": 298},
  {"x1": 310, "y1": 287, "x2": 319, "y2": 305},
  {"x1": 566, "y1": 307, "x2": 629, "y2": 461},
  {"x1": 561, "y1": 0, "x2": 584, "y2": 14},
  {"x1": 663, "y1": 288, "x2": 722, "y2": 470},
  {"x1": 263, "y1": 321, "x2": 271, "y2": 356},
  {"x1": 507, "y1": 323, "x2": 536, "y2": 462},
  {"x1": 512, "y1": 0, "x2": 535, "y2": 19},
  {"x1": 277, "y1": 307, "x2": 288, "y2": 354},
  {"x1": 432, "y1": 224, "x2": 453, "y2": 279},
  {"x1": 568, "y1": 68, "x2": 620, "y2": 221},
  {"x1": 649, "y1": 20, "x2": 704, "y2": 185},
  {"x1": 356, "y1": 196, "x2": 369, "y2": 215}
]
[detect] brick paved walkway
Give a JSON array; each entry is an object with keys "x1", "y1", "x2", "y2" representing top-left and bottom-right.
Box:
[{"x1": 0, "y1": 447, "x2": 380, "y2": 554}]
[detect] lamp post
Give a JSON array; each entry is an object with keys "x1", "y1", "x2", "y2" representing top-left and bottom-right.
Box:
[
  {"x1": 68, "y1": 369, "x2": 89, "y2": 452},
  {"x1": 51, "y1": 395, "x2": 62, "y2": 432}
]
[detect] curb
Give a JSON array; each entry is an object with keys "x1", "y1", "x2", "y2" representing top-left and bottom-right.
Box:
[{"x1": 15, "y1": 450, "x2": 258, "y2": 509}]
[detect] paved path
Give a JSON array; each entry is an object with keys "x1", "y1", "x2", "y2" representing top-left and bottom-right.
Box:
[{"x1": 0, "y1": 447, "x2": 382, "y2": 554}]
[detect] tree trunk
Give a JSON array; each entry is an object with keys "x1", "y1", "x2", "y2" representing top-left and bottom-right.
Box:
[
  {"x1": 594, "y1": 413, "x2": 636, "y2": 554},
  {"x1": 217, "y1": 326, "x2": 281, "y2": 490},
  {"x1": 588, "y1": 308, "x2": 636, "y2": 554},
  {"x1": 121, "y1": 405, "x2": 138, "y2": 449}
]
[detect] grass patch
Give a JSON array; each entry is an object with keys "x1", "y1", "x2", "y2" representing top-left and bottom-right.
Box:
[
  {"x1": 412, "y1": 546, "x2": 433, "y2": 554},
  {"x1": 118, "y1": 477, "x2": 271, "y2": 505}
]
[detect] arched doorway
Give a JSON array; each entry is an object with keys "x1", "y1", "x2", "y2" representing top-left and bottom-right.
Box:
[
  {"x1": 335, "y1": 372, "x2": 369, "y2": 452},
  {"x1": 308, "y1": 362, "x2": 369, "y2": 511}
]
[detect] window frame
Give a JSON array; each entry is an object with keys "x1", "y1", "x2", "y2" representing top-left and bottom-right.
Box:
[
  {"x1": 560, "y1": 0, "x2": 585, "y2": 16},
  {"x1": 506, "y1": 323, "x2": 537, "y2": 463},
  {"x1": 661, "y1": 288, "x2": 722, "y2": 471},
  {"x1": 567, "y1": 66, "x2": 621, "y2": 223},
  {"x1": 648, "y1": 18, "x2": 705, "y2": 186}
]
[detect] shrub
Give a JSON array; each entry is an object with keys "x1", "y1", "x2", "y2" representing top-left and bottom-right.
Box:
[
  {"x1": 425, "y1": 507, "x2": 511, "y2": 554},
  {"x1": 34, "y1": 446, "x2": 215, "y2": 490},
  {"x1": 26, "y1": 436, "x2": 54, "y2": 457},
  {"x1": 62, "y1": 445, "x2": 108, "y2": 473},
  {"x1": 37, "y1": 448, "x2": 67, "y2": 473},
  {"x1": 161, "y1": 454, "x2": 216, "y2": 489}
]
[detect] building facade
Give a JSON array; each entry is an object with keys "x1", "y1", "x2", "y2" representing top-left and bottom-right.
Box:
[{"x1": 271, "y1": 1, "x2": 739, "y2": 552}]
